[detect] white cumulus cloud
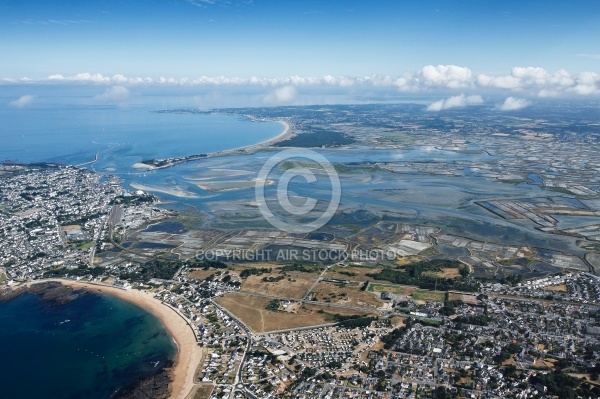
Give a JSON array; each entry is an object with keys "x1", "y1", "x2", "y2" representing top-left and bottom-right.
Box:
[
  {"x1": 2, "y1": 66, "x2": 600, "y2": 100},
  {"x1": 263, "y1": 85, "x2": 297, "y2": 104},
  {"x1": 497, "y1": 97, "x2": 531, "y2": 111},
  {"x1": 570, "y1": 71, "x2": 600, "y2": 95},
  {"x1": 93, "y1": 86, "x2": 130, "y2": 103},
  {"x1": 420, "y1": 65, "x2": 473, "y2": 89},
  {"x1": 426, "y1": 94, "x2": 483, "y2": 111},
  {"x1": 477, "y1": 67, "x2": 598, "y2": 96},
  {"x1": 9, "y1": 95, "x2": 36, "y2": 108}
]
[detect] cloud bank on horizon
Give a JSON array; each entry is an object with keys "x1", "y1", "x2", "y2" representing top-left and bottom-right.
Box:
[
  {"x1": 4, "y1": 65, "x2": 598, "y2": 99},
  {"x1": 2, "y1": 1, "x2": 598, "y2": 107}
]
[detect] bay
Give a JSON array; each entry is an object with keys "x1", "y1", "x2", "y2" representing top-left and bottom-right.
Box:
[{"x1": 0, "y1": 290, "x2": 177, "y2": 399}]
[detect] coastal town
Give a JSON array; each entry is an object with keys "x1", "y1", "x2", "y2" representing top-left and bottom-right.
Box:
[{"x1": 1, "y1": 161, "x2": 600, "y2": 399}]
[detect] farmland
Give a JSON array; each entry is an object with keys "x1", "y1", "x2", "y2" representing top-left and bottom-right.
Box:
[
  {"x1": 236, "y1": 264, "x2": 321, "y2": 299},
  {"x1": 311, "y1": 281, "x2": 385, "y2": 310},
  {"x1": 215, "y1": 293, "x2": 372, "y2": 333}
]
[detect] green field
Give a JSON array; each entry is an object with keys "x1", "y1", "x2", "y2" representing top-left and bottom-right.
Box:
[
  {"x1": 411, "y1": 289, "x2": 446, "y2": 302},
  {"x1": 72, "y1": 240, "x2": 95, "y2": 251},
  {"x1": 368, "y1": 283, "x2": 410, "y2": 295},
  {"x1": 369, "y1": 283, "x2": 446, "y2": 302}
]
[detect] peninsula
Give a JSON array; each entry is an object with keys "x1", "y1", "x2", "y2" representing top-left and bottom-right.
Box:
[{"x1": 133, "y1": 116, "x2": 292, "y2": 170}]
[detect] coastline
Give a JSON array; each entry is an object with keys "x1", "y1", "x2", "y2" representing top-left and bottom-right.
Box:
[
  {"x1": 206, "y1": 119, "x2": 291, "y2": 157},
  {"x1": 202, "y1": 119, "x2": 291, "y2": 159},
  {"x1": 129, "y1": 182, "x2": 201, "y2": 199},
  {"x1": 133, "y1": 118, "x2": 292, "y2": 170},
  {"x1": 235, "y1": 119, "x2": 291, "y2": 152},
  {"x1": 22, "y1": 279, "x2": 203, "y2": 399}
]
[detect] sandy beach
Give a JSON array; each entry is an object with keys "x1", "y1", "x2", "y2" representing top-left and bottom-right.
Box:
[
  {"x1": 129, "y1": 182, "x2": 200, "y2": 199},
  {"x1": 46, "y1": 280, "x2": 203, "y2": 399},
  {"x1": 133, "y1": 162, "x2": 157, "y2": 170},
  {"x1": 230, "y1": 119, "x2": 292, "y2": 153},
  {"x1": 130, "y1": 118, "x2": 293, "y2": 171},
  {"x1": 251, "y1": 120, "x2": 292, "y2": 149},
  {"x1": 191, "y1": 119, "x2": 292, "y2": 158}
]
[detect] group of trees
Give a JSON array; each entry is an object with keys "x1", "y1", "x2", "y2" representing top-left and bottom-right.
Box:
[
  {"x1": 275, "y1": 129, "x2": 355, "y2": 148},
  {"x1": 239, "y1": 267, "x2": 271, "y2": 278},
  {"x1": 493, "y1": 342, "x2": 521, "y2": 364},
  {"x1": 381, "y1": 327, "x2": 408, "y2": 350},
  {"x1": 280, "y1": 264, "x2": 316, "y2": 273},
  {"x1": 366, "y1": 259, "x2": 479, "y2": 292},
  {"x1": 336, "y1": 316, "x2": 376, "y2": 328},
  {"x1": 119, "y1": 259, "x2": 183, "y2": 281},
  {"x1": 197, "y1": 259, "x2": 228, "y2": 270},
  {"x1": 261, "y1": 275, "x2": 285, "y2": 283},
  {"x1": 109, "y1": 194, "x2": 154, "y2": 205},
  {"x1": 529, "y1": 369, "x2": 600, "y2": 399},
  {"x1": 454, "y1": 314, "x2": 490, "y2": 326},
  {"x1": 44, "y1": 264, "x2": 105, "y2": 278},
  {"x1": 265, "y1": 299, "x2": 280, "y2": 311},
  {"x1": 439, "y1": 299, "x2": 463, "y2": 316}
]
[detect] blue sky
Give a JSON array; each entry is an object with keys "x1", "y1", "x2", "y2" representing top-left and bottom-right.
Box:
[{"x1": 1, "y1": 0, "x2": 600, "y2": 106}]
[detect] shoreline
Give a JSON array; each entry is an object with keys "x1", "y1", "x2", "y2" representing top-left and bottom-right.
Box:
[
  {"x1": 129, "y1": 182, "x2": 201, "y2": 199},
  {"x1": 236, "y1": 119, "x2": 291, "y2": 152},
  {"x1": 21, "y1": 279, "x2": 202, "y2": 399},
  {"x1": 133, "y1": 118, "x2": 292, "y2": 170},
  {"x1": 206, "y1": 119, "x2": 292, "y2": 159}
]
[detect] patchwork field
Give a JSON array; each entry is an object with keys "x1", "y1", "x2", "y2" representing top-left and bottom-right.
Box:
[
  {"x1": 447, "y1": 292, "x2": 464, "y2": 301},
  {"x1": 368, "y1": 283, "x2": 447, "y2": 303},
  {"x1": 190, "y1": 384, "x2": 214, "y2": 399},
  {"x1": 411, "y1": 289, "x2": 446, "y2": 303},
  {"x1": 323, "y1": 266, "x2": 383, "y2": 282},
  {"x1": 390, "y1": 316, "x2": 406, "y2": 328},
  {"x1": 448, "y1": 292, "x2": 479, "y2": 304},
  {"x1": 311, "y1": 281, "x2": 385, "y2": 309},
  {"x1": 188, "y1": 268, "x2": 223, "y2": 280},
  {"x1": 368, "y1": 283, "x2": 416, "y2": 296},
  {"x1": 215, "y1": 293, "x2": 372, "y2": 333},
  {"x1": 545, "y1": 284, "x2": 568, "y2": 292},
  {"x1": 423, "y1": 267, "x2": 462, "y2": 279},
  {"x1": 234, "y1": 264, "x2": 321, "y2": 299}
]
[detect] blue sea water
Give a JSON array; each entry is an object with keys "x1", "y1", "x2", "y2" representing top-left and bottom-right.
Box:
[
  {"x1": 0, "y1": 290, "x2": 177, "y2": 399},
  {"x1": 0, "y1": 103, "x2": 282, "y2": 166},
  {"x1": 0, "y1": 86, "x2": 284, "y2": 208}
]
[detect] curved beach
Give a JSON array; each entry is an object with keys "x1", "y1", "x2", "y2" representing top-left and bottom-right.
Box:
[
  {"x1": 53, "y1": 280, "x2": 203, "y2": 399},
  {"x1": 203, "y1": 119, "x2": 291, "y2": 156},
  {"x1": 133, "y1": 119, "x2": 292, "y2": 170},
  {"x1": 241, "y1": 119, "x2": 291, "y2": 150}
]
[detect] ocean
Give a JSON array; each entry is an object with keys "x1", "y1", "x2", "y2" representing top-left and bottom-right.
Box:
[
  {"x1": 0, "y1": 100, "x2": 282, "y2": 166},
  {"x1": 0, "y1": 289, "x2": 177, "y2": 399},
  {"x1": 0, "y1": 85, "x2": 284, "y2": 210}
]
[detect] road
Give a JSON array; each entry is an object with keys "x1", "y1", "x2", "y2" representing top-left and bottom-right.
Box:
[
  {"x1": 210, "y1": 299, "x2": 252, "y2": 399},
  {"x1": 302, "y1": 264, "x2": 332, "y2": 301}
]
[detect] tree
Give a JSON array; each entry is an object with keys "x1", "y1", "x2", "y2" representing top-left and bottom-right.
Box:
[{"x1": 433, "y1": 386, "x2": 451, "y2": 399}]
